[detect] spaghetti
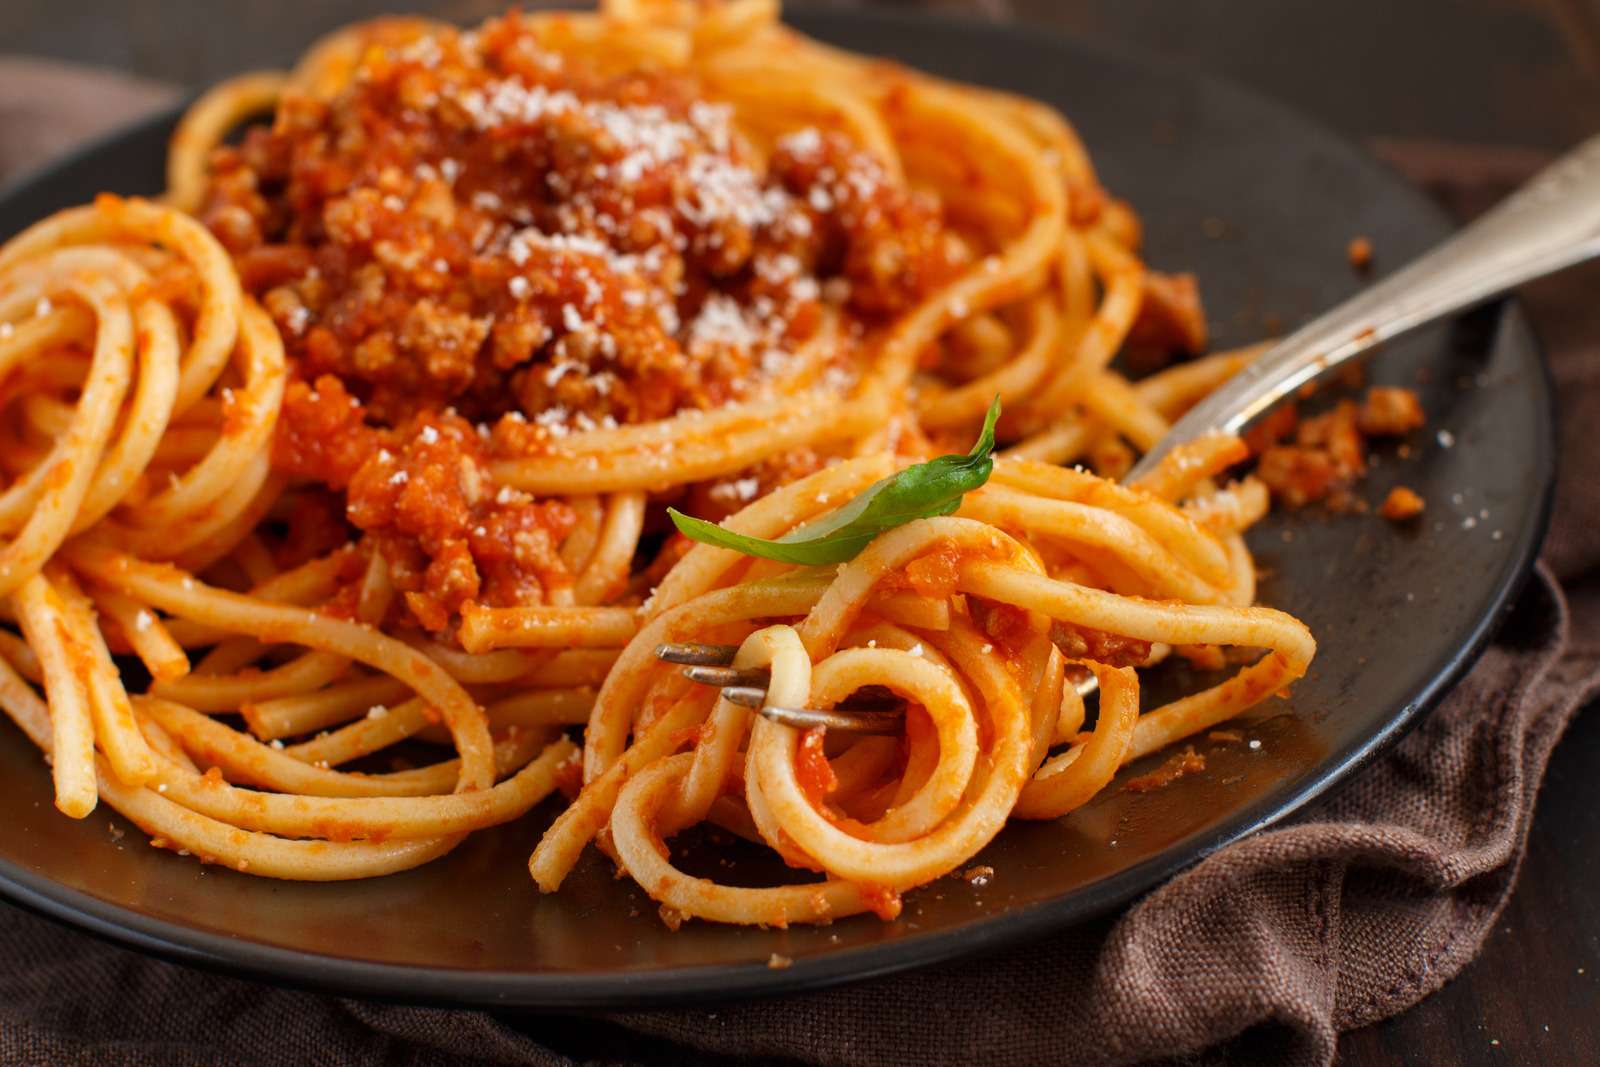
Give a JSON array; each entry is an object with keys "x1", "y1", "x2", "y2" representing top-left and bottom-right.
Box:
[{"x1": 0, "y1": 0, "x2": 1323, "y2": 926}]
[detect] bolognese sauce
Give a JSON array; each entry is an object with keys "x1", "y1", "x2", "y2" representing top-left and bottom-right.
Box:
[
  {"x1": 0, "y1": 0, "x2": 1333, "y2": 924},
  {"x1": 203, "y1": 11, "x2": 964, "y2": 632},
  {"x1": 1247, "y1": 384, "x2": 1426, "y2": 510}
]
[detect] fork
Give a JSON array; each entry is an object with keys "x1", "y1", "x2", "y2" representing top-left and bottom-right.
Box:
[
  {"x1": 657, "y1": 132, "x2": 1600, "y2": 734},
  {"x1": 655, "y1": 642, "x2": 904, "y2": 734},
  {"x1": 655, "y1": 640, "x2": 1094, "y2": 734}
]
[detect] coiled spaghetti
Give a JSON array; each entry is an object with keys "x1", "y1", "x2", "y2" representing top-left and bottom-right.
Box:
[{"x1": 0, "y1": 0, "x2": 1314, "y2": 925}]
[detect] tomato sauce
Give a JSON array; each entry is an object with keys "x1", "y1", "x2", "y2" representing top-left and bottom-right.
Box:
[
  {"x1": 857, "y1": 882, "x2": 903, "y2": 921},
  {"x1": 902, "y1": 542, "x2": 963, "y2": 599},
  {"x1": 276, "y1": 375, "x2": 577, "y2": 630},
  {"x1": 794, "y1": 726, "x2": 838, "y2": 804},
  {"x1": 1249, "y1": 385, "x2": 1425, "y2": 511},
  {"x1": 1048, "y1": 621, "x2": 1152, "y2": 668},
  {"x1": 204, "y1": 12, "x2": 964, "y2": 632},
  {"x1": 1122, "y1": 745, "x2": 1206, "y2": 794}
]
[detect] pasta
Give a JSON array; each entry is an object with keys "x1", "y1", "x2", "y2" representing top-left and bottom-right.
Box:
[{"x1": 0, "y1": 0, "x2": 1317, "y2": 927}]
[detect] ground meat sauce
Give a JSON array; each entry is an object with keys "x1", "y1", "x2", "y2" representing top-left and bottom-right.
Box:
[
  {"x1": 1121, "y1": 745, "x2": 1206, "y2": 793},
  {"x1": 274, "y1": 487, "x2": 355, "y2": 570},
  {"x1": 207, "y1": 13, "x2": 963, "y2": 632},
  {"x1": 275, "y1": 374, "x2": 577, "y2": 629},
  {"x1": 794, "y1": 727, "x2": 839, "y2": 805},
  {"x1": 1379, "y1": 484, "x2": 1426, "y2": 522},
  {"x1": 1247, "y1": 384, "x2": 1426, "y2": 510},
  {"x1": 1123, "y1": 270, "x2": 1207, "y2": 374},
  {"x1": 1048, "y1": 621, "x2": 1152, "y2": 668},
  {"x1": 969, "y1": 597, "x2": 1035, "y2": 656}
]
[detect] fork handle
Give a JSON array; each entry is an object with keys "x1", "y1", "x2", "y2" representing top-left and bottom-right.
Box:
[{"x1": 1129, "y1": 130, "x2": 1600, "y2": 479}]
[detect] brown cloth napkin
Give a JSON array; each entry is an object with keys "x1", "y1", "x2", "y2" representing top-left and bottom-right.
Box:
[{"x1": 1, "y1": 56, "x2": 1596, "y2": 1067}]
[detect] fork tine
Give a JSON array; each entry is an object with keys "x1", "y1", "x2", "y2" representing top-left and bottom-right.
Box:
[
  {"x1": 682, "y1": 665, "x2": 770, "y2": 687},
  {"x1": 655, "y1": 642, "x2": 739, "y2": 666},
  {"x1": 1064, "y1": 664, "x2": 1101, "y2": 698},
  {"x1": 660, "y1": 644, "x2": 907, "y2": 733},
  {"x1": 716, "y1": 686, "x2": 905, "y2": 734},
  {"x1": 718, "y1": 686, "x2": 768, "y2": 709},
  {"x1": 758, "y1": 705, "x2": 904, "y2": 735},
  {"x1": 714, "y1": 685, "x2": 904, "y2": 714}
]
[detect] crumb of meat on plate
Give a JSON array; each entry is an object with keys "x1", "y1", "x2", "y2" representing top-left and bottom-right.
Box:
[{"x1": 1380, "y1": 485, "x2": 1426, "y2": 522}]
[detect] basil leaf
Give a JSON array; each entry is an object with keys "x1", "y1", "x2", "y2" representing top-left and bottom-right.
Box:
[{"x1": 667, "y1": 396, "x2": 1001, "y2": 565}]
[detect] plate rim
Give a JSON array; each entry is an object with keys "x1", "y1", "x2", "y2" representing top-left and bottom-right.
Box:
[{"x1": 0, "y1": 5, "x2": 1556, "y2": 1008}]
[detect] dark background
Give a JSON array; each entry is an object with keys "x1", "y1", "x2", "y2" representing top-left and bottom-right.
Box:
[
  {"x1": 5, "y1": 0, "x2": 1600, "y2": 151},
  {"x1": 3, "y1": 1, "x2": 1598, "y2": 1062}
]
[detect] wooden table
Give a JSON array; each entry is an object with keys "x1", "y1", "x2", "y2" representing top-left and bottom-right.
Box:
[{"x1": 3, "y1": 1, "x2": 1597, "y2": 1061}]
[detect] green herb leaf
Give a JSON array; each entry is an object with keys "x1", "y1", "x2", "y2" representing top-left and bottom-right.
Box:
[{"x1": 667, "y1": 396, "x2": 1002, "y2": 565}]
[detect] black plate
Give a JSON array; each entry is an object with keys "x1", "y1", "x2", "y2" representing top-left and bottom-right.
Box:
[{"x1": 0, "y1": 8, "x2": 1552, "y2": 1008}]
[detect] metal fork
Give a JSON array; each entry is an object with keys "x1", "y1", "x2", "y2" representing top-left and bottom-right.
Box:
[
  {"x1": 655, "y1": 643, "x2": 904, "y2": 734},
  {"x1": 656, "y1": 135, "x2": 1600, "y2": 732},
  {"x1": 1129, "y1": 130, "x2": 1600, "y2": 479},
  {"x1": 657, "y1": 641, "x2": 1101, "y2": 734}
]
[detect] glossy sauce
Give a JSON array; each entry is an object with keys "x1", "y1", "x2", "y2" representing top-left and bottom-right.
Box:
[{"x1": 202, "y1": 12, "x2": 965, "y2": 630}]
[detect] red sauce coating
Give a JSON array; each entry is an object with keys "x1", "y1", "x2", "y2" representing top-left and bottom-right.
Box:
[
  {"x1": 858, "y1": 882, "x2": 903, "y2": 921},
  {"x1": 1250, "y1": 385, "x2": 1425, "y2": 511},
  {"x1": 1048, "y1": 621, "x2": 1151, "y2": 668},
  {"x1": 204, "y1": 12, "x2": 965, "y2": 631},
  {"x1": 1122, "y1": 745, "x2": 1206, "y2": 794},
  {"x1": 902, "y1": 542, "x2": 963, "y2": 600},
  {"x1": 794, "y1": 727, "x2": 838, "y2": 805},
  {"x1": 276, "y1": 376, "x2": 576, "y2": 631},
  {"x1": 274, "y1": 488, "x2": 353, "y2": 569},
  {"x1": 1379, "y1": 485, "x2": 1425, "y2": 522},
  {"x1": 969, "y1": 597, "x2": 1034, "y2": 656},
  {"x1": 1242, "y1": 402, "x2": 1299, "y2": 457},
  {"x1": 1123, "y1": 270, "x2": 1207, "y2": 373},
  {"x1": 1358, "y1": 386, "x2": 1425, "y2": 437},
  {"x1": 204, "y1": 14, "x2": 959, "y2": 425},
  {"x1": 1347, "y1": 235, "x2": 1374, "y2": 271},
  {"x1": 552, "y1": 749, "x2": 583, "y2": 800}
]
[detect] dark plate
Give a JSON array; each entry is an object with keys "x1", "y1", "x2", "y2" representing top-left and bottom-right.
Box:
[{"x1": 0, "y1": 8, "x2": 1552, "y2": 1008}]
